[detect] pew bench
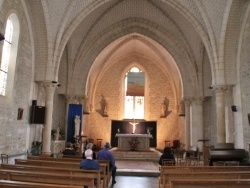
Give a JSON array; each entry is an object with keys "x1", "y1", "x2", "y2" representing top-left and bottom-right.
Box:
[
  {"x1": 0, "y1": 179, "x2": 83, "y2": 188},
  {"x1": 15, "y1": 159, "x2": 109, "y2": 187},
  {"x1": 0, "y1": 169, "x2": 95, "y2": 187},
  {"x1": 160, "y1": 171, "x2": 250, "y2": 188},
  {"x1": 26, "y1": 157, "x2": 111, "y2": 187},
  {"x1": 168, "y1": 178, "x2": 250, "y2": 188},
  {"x1": 159, "y1": 165, "x2": 250, "y2": 185},
  {"x1": 0, "y1": 164, "x2": 102, "y2": 188}
]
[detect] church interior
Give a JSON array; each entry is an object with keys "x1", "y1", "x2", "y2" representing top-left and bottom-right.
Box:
[{"x1": 1, "y1": 0, "x2": 250, "y2": 187}]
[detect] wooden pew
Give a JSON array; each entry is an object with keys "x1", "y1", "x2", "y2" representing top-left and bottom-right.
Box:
[
  {"x1": 159, "y1": 166, "x2": 250, "y2": 188},
  {"x1": 0, "y1": 164, "x2": 102, "y2": 188},
  {"x1": 15, "y1": 159, "x2": 108, "y2": 188},
  {"x1": 168, "y1": 178, "x2": 250, "y2": 188},
  {"x1": 0, "y1": 179, "x2": 83, "y2": 188},
  {"x1": 0, "y1": 169, "x2": 95, "y2": 187},
  {"x1": 27, "y1": 156, "x2": 111, "y2": 187},
  {"x1": 160, "y1": 165, "x2": 250, "y2": 184}
]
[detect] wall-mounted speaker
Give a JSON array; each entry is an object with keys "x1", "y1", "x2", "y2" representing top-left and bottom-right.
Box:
[
  {"x1": 30, "y1": 106, "x2": 45, "y2": 124},
  {"x1": 0, "y1": 33, "x2": 4, "y2": 41},
  {"x1": 32, "y1": 100, "x2": 37, "y2": 106},
  {"x1": 231, "y1": 105, "x2": 237, "y2": 112}
]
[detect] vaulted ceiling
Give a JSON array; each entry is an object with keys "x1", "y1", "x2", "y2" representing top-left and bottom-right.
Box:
[{"x1": 26, "y1": 0, "x2": 247, "y2": 98}]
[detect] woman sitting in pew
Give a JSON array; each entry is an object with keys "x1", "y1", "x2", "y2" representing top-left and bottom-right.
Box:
[
  {"x1": 159, "y1": 147, "x2": 176, "y2": 166},
  {"x1": 82, "y1": 143, "x2": 96, "y2": 159},
  {"x1": 62, "y1": 142, "x2": 76, "y2": 155}
]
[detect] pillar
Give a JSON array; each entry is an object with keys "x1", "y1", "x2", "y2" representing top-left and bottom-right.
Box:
[
  {"x1": 190, "y1": 97, "x2": 204, "y2": 152},
  {"x1": 225, "y1": 86, "x2": 234, "y2": 143},
  {"x1": 41, "y1": 82, "x2": 57, "y2": 155},
  {"x1": 184, "y1": 99, "x2": 191, "y2": 150},
  {"x1": 214, "y1": 86, "x2": 226, "y2": 143}
]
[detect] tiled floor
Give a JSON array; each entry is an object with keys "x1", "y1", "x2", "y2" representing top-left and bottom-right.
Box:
[
  {"x1": 116, "y1": 160, "x2": 160, "y2": 176},
  {"x1": 108, "y1": 160, "x2": 160, "y2": 188},
  {"x1": 109, "y1": 176, "x2": 159, "y2": 188}
]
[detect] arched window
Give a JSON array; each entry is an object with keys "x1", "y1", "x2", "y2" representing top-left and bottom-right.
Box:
[
  {"x1": 124, "y1": 67, "x2": 145, "y2": 119},
  {"x1": 0, "y1": 13, "x2": 19, "y2": 101}
]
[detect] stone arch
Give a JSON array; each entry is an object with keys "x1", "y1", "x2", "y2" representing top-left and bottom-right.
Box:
[
  {"x1": 71, "y1": 22, "x2": 198, "y2": 100},
  {"x1": 54, "y1": 1, "x2": 210, "y2": 89}
]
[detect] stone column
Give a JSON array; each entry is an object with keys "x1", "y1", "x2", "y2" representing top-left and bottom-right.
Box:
[
  {"x1": 41, "y1": 82, "x2": 57, "y2": 155},
  {"x1": 184, "y1": 99, "x2": 191, "y2": 150},
  {"x1": 196, "y1": 97, "x2": 204, "y2": 153},
  {"x1": 214, "y1": 86, "x2": 226, "y2": 143},
  {"x1": 225, "y1": 86, "x2": 234, "y2": 143},
  {"x1": 190, "y1": 97, "x2": 204, "y2": 152}
]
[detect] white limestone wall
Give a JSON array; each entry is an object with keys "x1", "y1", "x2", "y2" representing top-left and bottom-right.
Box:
[
  {"x1": 238, "y1": 10, "x2": 250, "y2": 151},
  {"x1": 86, "y1": 57, "x2": 181, "y2": 150},
  {"x1": 0, "y1": 1, "x2": 33, "y2": 159}
]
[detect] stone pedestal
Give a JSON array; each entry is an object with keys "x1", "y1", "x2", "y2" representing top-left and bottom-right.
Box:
[{"x1": 51, "y1": 141, "x2": 65, "y2": 154}]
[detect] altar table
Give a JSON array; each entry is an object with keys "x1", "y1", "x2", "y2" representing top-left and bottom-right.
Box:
[{"x1": 115, "y1": 134, "x2": 152, "y2": 150}]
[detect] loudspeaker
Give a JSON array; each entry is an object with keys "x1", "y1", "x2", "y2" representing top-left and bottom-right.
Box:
[
  {"x1": 231, "y1": 105, "x2": 237, "y2": 112},
  {"x1": 30, "y1": 106, "x2": 46, "y2": 124},
  {"x1": 32, "y1": 100, "x2": 37, "y2": 106},
  {"x1": 0, "y1": 33, "x2": 4, "y2": 41}
]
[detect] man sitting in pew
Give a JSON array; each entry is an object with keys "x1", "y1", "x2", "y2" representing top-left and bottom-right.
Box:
[
  {"x1": 80, "y1": 150, "x2": 101, "y2": 188},
  {"x1": 97, "y1": 142, "x2": 117, "y2": 184}
]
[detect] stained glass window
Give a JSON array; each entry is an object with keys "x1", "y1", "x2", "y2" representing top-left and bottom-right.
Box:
[
  {"x1": 124, "y1": 67, "x2": 144, "y2": 119},
  {"x1": 0, "y1": 17, "x2": 13, "y2": 96}
]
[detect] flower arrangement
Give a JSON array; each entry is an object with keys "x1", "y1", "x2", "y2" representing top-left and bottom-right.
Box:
[{"x1": 129, "y1": 138, "x2": 139, "y2": 150}]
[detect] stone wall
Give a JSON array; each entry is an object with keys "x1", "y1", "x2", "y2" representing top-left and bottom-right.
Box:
[
  {"x1": 87, "y1": 56, "x2": 181, "y2": 149},
  {"x1": 0, "y1": 0, "x2": 33, "y2": 160}
]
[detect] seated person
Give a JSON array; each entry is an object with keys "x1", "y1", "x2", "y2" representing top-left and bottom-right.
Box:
[
  {"x1": 159, "y1": 147, "x2": 175, "y2": 166},
  {"x1": 80, "y1": 150, "x2": 101, "y2": 188},
  {"x1": 62, "y1": 142, "x2": 76, "y2": 155},
  {"x1": 82, "y1": 143, "x2": 96, "y2": 159},
  {"x1": 80, "y1": 150, "x2": 100, "y2": 170},
  {"x1": 97, "y1": 142, "x2": 117, "y2": 184}
]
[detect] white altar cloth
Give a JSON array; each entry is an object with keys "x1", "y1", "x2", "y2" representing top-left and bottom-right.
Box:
[{"x1": 115, "y1": 134, "x2": 152, "y2": 150}]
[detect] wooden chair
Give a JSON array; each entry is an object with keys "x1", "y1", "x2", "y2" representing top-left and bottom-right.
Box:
[
  {"x1": 1, "y1": 154, "x2": 8, "y2": 164},
  {"x1": 96, "y1": 139, "x2": 103, "y2": 150},
  {"x1": 186, "y1": 146, "x2": 198, "y2": 158},
  {"x1": 162, "y1": 159, "x2": 175, "y2": 166}
]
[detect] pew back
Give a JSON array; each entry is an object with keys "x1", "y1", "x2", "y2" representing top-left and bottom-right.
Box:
[
  {"x1": 1, "y1": 164, "x2": 102, "y2": 188},
  {"x1": 0, "y1": 180, "x2": 83, "y2": 188},
  {"x1": 0, "y1": 169, "x2": 95, "y2": 187}
]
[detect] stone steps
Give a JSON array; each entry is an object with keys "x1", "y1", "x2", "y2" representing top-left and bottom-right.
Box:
[{"x1": 110, "y1": 147, "x2": 161, "y2": 162}]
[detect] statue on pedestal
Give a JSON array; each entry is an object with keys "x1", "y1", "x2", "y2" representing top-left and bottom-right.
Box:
[
  {"x1": 54, "y1": 127, "x2": 60, "y2": 141},
  {"x1": 74, "y1": 115, "x2": 81, "y2": 137},
  {"x1": 160, "y1": 102, "x2": 166, "y2": 117}
]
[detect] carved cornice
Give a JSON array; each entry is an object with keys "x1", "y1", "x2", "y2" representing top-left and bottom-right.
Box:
[{"x1": 213, "y1": 85, "x2": 228, "y2": 94}]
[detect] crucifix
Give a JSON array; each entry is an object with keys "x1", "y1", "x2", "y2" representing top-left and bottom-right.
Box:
[{"x1": 129, "y1": 119, "x2": 139, "y2": 134}]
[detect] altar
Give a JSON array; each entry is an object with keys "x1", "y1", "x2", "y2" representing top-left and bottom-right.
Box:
[{"x1": 116, "y1": 134, "x2": 153, "y2": 150}]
